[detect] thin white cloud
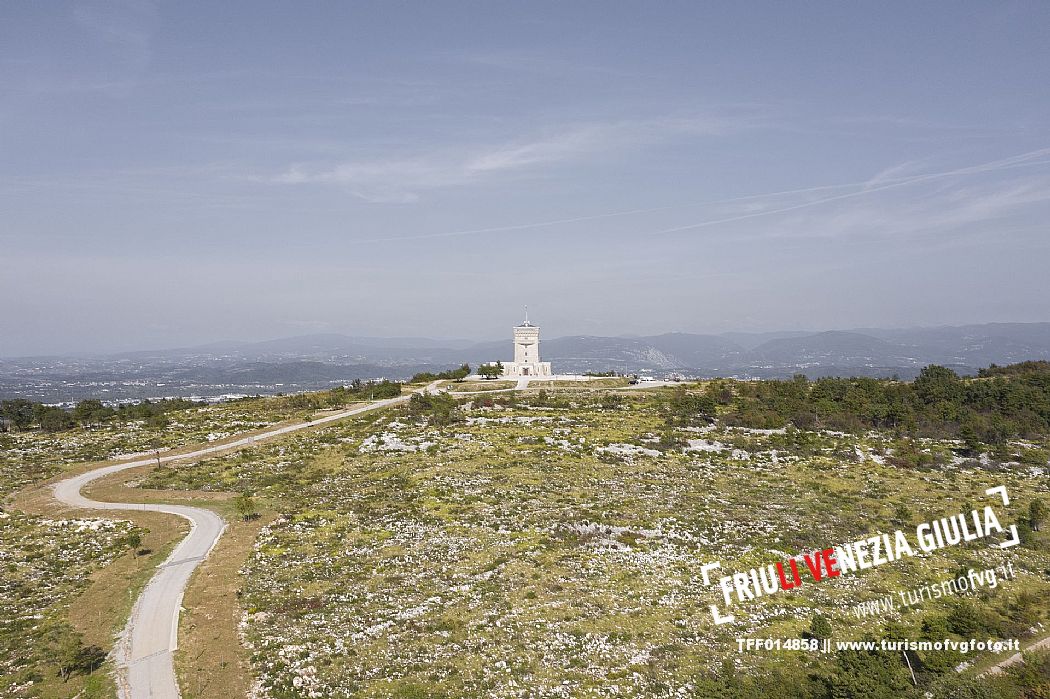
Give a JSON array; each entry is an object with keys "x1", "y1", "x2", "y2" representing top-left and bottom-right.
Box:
[
  {"x1": 765, "y1": 176, "x2": 1050, "y2": 243},
  {"x1": 271, "y1": 115, "x2": 747, "y2": 202},
  {"x1": 464, "y1": 128, "x2": 605, "y2": 173},
  {"x1": 863, "y1": 158, "x2": 933, "y2": 189},
  {"x1": 643, "y1": 147, "x2": 1050, "y2": 237},
  {"x1": 348, "y1": 147, "x2": 1050, "y2": 244},
  {"x1": 72, "y1": 1, "x2": 157, "y2": 50},
  {"x1": 2, "y1": 4, "x2": 158, "y2": 99},
  {"x1": 272, "y1": 129, "x2": 606, "y2": 202}
]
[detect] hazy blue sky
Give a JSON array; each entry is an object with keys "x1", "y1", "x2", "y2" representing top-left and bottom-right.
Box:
[{"x1": 3, "y1": 1, "x2": 1050, "y2": 355}]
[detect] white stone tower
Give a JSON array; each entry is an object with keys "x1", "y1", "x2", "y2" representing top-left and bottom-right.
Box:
[{"x1": 503, "y1": 306, "x2": 552, "y2": 377}]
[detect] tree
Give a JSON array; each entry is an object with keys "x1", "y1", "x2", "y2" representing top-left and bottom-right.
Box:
[
  {"x1": 958, "y1": 418, "x2": 983, "y2": 455},
  {"x1": 946, "y1": 600, "x2": 993, "y2": 636},
  {"x1": 407, "y1": 391, "x2": 462, "y2": 426},
  {"x1": 54, "y1": 630, "x2": 106, "y2": 682},
  {"x1": 1017, "y1": 521, "x2": 1036, "y2": 547},
  {"x1": 477, "y1": 363, "x2": 503, "y2": 380},
  {"x1": 325, "y1": 386, "x2": 349, "y2": 408},
  {"x1": 146, "y1": 412, "x2": 170, "y2": 429},
  {"x1": 823, "y1": 647, "x2": 918, "y2": 698},
  {"x1": 917, "y1": 614, "x2": 965, "y2": 674},
  {"x1": 1030, "y1": 498, "x2": 1046, "y2": 532},
  {"x1": 411, "y1": 363, "x2": 472, "y2": 383},
  {"x1": 0, "y1": 399, "x2": 35, "y2": 430},
  {"x1": 126, "y1": 531, "x2": 143, "y2": 555},
  {"x1": 810, "y1": 613, "x2": 833, "y2": 640},
  {"x1": 913, "y1": 365, "x2": 964, "y2": 405},
  {"x1": 37, "y1": 406, "x2": 74, "y2": 433},
  {"x1": 73, "y1": 399, "x2": 112, "y2": 427},
  {"x1": 233, "y1": 492, "x2": 257, "y2": 521},
  {"x1": 663, "y1": 387, "x2": 716, "y2": 426}
]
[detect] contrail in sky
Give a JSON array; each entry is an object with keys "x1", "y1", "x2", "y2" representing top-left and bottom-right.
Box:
[
  {"x1": 357, "y1": 147, "x2": 1050, "y2": 243},
  {"x1": 645, "y1": 147, "x2": 1050, "y2": 236}
]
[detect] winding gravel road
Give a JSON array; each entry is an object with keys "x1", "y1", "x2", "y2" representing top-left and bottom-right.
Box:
[
  {"x1": 51, "y1": 388, "x2": 430, "y2": 698},
  {"x1": 49, "y1": 378, "x2": 658, "y2": 696}
]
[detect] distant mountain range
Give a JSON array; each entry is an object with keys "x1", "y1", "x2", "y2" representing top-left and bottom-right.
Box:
[
  {"x1": 149, "y1": 322, "x2": 1048, "y2": 376},
  {"x1": 488, "y1": 323, "x2": 1050, "y2": 377},
  {"x1": 4, "y1": 322, "x2": 1050, "y2": 402}
]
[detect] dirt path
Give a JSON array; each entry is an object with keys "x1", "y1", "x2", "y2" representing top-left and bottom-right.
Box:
[{"x1": 983, "y1": 632, "x2": 1050, "y2": 676}]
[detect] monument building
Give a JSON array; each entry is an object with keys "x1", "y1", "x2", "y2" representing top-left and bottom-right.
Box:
[{"x1": 502, "y1": 308, "x2": 552, "y2": 377}]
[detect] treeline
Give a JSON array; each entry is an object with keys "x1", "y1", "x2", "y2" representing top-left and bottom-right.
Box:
[
  {"x1": 410, "y1": 363, "x2": 470, "y2": 383},
  {"x1": 978, "y1": 360, "x2": 1050, "y2": 377},
  {"x1": 275, "y1": 379, "x2": 401, "y2": 410},
  {"x1": 0, "y1": 397, "x2": 201, "y2": 433},
  {"x1": 685, "y1": 646, "x2": 1048, "y2": 699},
  {"x1": 651, "y1": 587, "x2": 1050, "y2": 697},
  {"x1": 694, "y1": 363, "x2": 1050, "y2": 445},
  {"x1": 0, "y1": 379, "x2": 403, "y2": 434},
  {"x1": 717, "y1": 587, "x2": 1049, "y2": 697}
]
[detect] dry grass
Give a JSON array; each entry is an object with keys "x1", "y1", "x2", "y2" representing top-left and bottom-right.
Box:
[
  {"x1": 525, "y1": 377, "x2": 631, "y2": 389},
  {"x1": 446, "y1": 380, "x2": 516, "y2": 392},
  {"x1": 175, "y1": 511, "x2": 273, "y2": 699}
]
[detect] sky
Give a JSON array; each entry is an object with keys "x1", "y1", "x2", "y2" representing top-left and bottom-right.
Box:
[{"x1": 2, "y1": 1, "x2": 1050, "y2": 356}]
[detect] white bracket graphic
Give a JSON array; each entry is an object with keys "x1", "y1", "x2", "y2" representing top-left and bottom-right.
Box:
[
  {"x1": 701, "y1": 561, "x2": 735, "y2": 625},
  {"x1": 985, "y1": 485, "x2": 1020, "y2": 549},
  {"x1": 985, "y1": 485, "x2": 1010, "y2": 506}
]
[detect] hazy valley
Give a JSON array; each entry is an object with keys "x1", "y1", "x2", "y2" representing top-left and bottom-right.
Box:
[{"x1": 6, "y1": 322, "x2": 1050, "y2": 403}]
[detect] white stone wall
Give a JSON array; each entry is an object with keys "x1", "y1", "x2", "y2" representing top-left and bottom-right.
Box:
[
  {"x1": 503, "y1": 361, "x2": 552, "y2": 377},
  {"x1": 513, "y1": 326, "x2": 541, "y2": 364}
]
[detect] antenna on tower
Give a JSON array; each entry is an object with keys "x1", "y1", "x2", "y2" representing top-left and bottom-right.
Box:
[{"x1": 524, "y1": 305, "x2": 529, "y2": 325}]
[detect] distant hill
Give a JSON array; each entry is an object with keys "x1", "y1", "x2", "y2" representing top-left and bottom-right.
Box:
[
  {"x1": 745, "y1": 331, "x2": 917, "y2": 367},
  {"x1": 522, "y1": 334, "x2": 741, "y2": 372},
  {"x1": 717, "y1": 330, "x2": 816, "y2": 351},
  {"x1": 5, "y1": 322, "x2": 1050, "y2": 402},
  {"x1": 169, "y1": 360, "x2": 432, "y2": 384},
  {"x1": 113, "y1": 334, "x2": 483, "y2": 363},
  {"x1": 858, "y1": 323, "x2": 1050, "y2": 367}
]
